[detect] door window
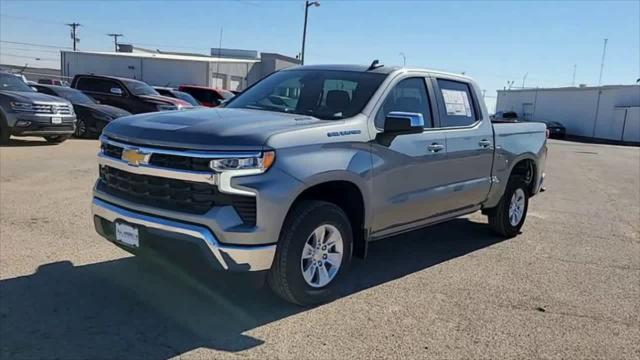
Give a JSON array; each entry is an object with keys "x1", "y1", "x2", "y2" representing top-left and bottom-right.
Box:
[
  {"x1": 375, "y1": 77, "x2": 432, "y2": 128},
  {"x1": 76, "y1": 78, "x2": 123, "y2": 94},
  {"x1": 435, "y1": 79, "x2": 478, "y2": 127}
]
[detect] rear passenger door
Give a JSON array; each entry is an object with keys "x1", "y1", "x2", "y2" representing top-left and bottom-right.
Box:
[
  {"x1": 370, "y1": 76, "x2": 452, "y2": 237},
  {"x1": 431, "y1": 78, "x2": 494, "y2": 211}
]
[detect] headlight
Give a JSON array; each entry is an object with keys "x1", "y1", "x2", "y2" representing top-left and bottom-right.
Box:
[
  {"x1": 10, "y1": 102, "x2": 33, "y2": 112},
  {"x1": 157, "y1": 104, "x2": 177, "y2": 111},
  {"x1": 209, "y1": 151, "x2": 275, "y2": 173}
]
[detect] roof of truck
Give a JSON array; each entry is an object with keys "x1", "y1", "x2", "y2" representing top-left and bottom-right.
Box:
[{"x1": 284, "y1": 64, "x2": 472, "y2": 80}]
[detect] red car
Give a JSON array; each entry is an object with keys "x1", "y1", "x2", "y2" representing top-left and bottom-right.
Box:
[{"x1": 178, "y1": 85, "x2": 235, "y2": 107}]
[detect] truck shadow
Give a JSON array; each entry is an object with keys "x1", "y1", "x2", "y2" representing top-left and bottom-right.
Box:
[{"x1": 0, "y1": 218, "x2": 504, "y2": 359}]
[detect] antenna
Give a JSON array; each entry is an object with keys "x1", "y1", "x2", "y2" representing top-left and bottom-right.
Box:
[
  {"x1": 598, "y1": 38, "x2": 608, "y2": 86},
  {"x1": 367, "y1": 59, "x2": 383, "y2": 71}
]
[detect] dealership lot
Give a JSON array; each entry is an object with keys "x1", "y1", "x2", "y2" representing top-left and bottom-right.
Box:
[{"x1": 0, "y1": 138, "x2": 638, "y2": 359}]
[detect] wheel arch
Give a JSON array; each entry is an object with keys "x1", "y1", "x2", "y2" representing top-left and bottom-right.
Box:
[{"x1": 284, "y1": 176, "x2": 368, "y2": 259}]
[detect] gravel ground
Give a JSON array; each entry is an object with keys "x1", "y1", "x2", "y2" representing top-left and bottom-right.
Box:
[{"x1": 0, "y1": 137, "x2": 638, "y2": 359}]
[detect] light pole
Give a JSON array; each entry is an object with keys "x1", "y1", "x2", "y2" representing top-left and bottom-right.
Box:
[
  {"x1": 301, "y1": 1, "x2": 320, "y2": 65},
  {"x1": 108, "y1": 33, "x2": 124, "y2": 52}
]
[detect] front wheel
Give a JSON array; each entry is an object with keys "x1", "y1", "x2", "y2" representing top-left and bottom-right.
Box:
[
  {"x1": 268, "y1": 200, "x2": 353, "y2": 305},
  {"x1": 74, "y1": 119, "x2": 88, "y2": 138},
  {"x1": 487, "y1": 176, "x2": 529, "y2": 237}
]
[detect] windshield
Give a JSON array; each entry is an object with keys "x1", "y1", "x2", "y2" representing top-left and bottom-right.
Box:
[
  {"x1": 56, "y1": 87, "x2": 96, "y2": 104},
  {"x1": 0, "y1": 73, "x2": 34, "y2": 92},
  {"x1": 225, "y1": 70, "x2": 386, "y2": 120},
  {"x1": 124, "y1": 80, "x2": 159, "y2": 96},
  {"x1": 174, "y1": 91, "x2": 200, "y2": 106}
]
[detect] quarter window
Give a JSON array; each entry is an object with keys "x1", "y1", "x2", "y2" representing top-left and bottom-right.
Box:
[
  {"x1": 375, "y1": 77, "x2": 432, "y2": 128},
  {"x1": 435, "y1": 79, "x2": 478, "y2": 127}
]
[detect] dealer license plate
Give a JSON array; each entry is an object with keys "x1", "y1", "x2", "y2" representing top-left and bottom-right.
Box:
[
  {"x1": 51, "y1": 117, "x2": 62, "y2": 124},
  {"x1": 115, "y1": 222, "x2": 139, "y2": 248}
]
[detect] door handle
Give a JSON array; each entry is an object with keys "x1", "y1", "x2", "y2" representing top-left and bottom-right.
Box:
[
  {"x1": 427, "y1": 143, "x2": 445, "y2": 152},
  {"x1": 479, "y1": 139, "x2": 493, "y2": 149}
]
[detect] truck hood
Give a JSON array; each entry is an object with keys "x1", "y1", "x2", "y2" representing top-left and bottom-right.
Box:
[
  {"x1": 0, "y1": 90, "x2": 70, "y2": 104},
  {"x1": 103, "y1": 107, "x2": 329, "y2": 150}
]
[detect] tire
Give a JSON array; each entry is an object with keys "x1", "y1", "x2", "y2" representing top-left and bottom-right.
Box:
[
  {"x1": 0, "y1": 115, "x2": 10, "y2": 145},
  {"x1": 487, "y1": 176, "x2": 529, "y2": 237},
  {"x1": 74, "y1": 119, "x2": 88, "y2": 138},
  {"x1": 0, "y1": 127, "x2": 9, "y2": 145},
  {"x1": 268, "y1": 200, "x2": 353, "y2": 306},
  {"x1": 44, "y1": 135, "x2": 71, "y2": 144}
]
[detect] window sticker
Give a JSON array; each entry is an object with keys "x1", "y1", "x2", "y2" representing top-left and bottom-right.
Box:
[{"x1": 442, "y1": 89, "x2": 472, "y2": 117}]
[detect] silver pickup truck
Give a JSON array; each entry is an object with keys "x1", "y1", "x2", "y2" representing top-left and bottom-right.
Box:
[{"x1": 91, "y1": 64, "x2": 547, "y2": 305}]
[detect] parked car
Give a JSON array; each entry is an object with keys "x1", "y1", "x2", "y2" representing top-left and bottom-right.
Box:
[
  {"x1": 533, "y1": 120, "x2": 566, "y2": 139},
  {"x1": 71, "y1": 74, "x2": 192, "y2": 114},
  {"x1": 34, "y1": 84, "x2": 131, "y2": 138},
  {"x1": 153, "y1": 87, "x2": 201, "y2": 107},
  {"x1": 92, "y1": 64, "x2": 547, "y2": 305},
  {"x1": 38, "y1": 79, "x2": 68, "y2": 86},
  {"x1": 178, "y1": 85, "x2": 234, "y2": 107},
  {"x1": 0, "y1": 72, "x2": 76, "y2": 144}
]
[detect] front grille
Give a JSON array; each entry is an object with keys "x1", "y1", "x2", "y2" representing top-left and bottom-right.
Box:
[
  {"x1": 30, "y1": 103, "x2": 72, "y2": 114},
  {"x1": 150, "y1": 153, "x2": 212, "y2": 172},
  {"x1": 101, "y1": 142, "x2": 123, "y2": 159},
  {"x1": 98, "y1": 166, "x2": 256, "y2": 225}
]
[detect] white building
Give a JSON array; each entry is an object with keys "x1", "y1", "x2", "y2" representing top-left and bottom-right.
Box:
[
  {"x1": 496, "y1": 85, "x2": 640, "y2": 143},
  {"x1": 60, "y1": 47, "x2": 300, "y2": 91}
]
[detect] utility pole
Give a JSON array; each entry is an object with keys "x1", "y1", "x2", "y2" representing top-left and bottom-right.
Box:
[
  {"x1": 215, "y1": 27, "x2": 223, "y2": 86},
  {"x1": 522, "y1": 72, "x2": 528, "y2": 88},
  {"x1": 399, "y1": 52, "x2": 406, "y2": 67},
  {"x1": 598, "y1": 38, "x2": 608, "y2": 86},
  {"x1": 66, "y1": 23, "x2": 80, "y2": 51},
  {"x1": 482, "y1": 89, "x2": 486, "y2": 99},
  {"x1": 301, "y1": 1, "x2": 320, "y2": 65},
  {"x1": 107, "y1": 33, "x2": 124, "y2": 52},
  {"x1": 572, "y1": 64, "x2": 577, "y2": 86}
]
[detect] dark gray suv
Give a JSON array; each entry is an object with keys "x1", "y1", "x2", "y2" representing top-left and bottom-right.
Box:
[{"x1": 0, "y1": 72, "x2": 76, "y2": 144}]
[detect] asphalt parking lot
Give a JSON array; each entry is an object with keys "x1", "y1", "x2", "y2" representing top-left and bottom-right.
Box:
[{"x1": 0, "y1": 137, "x2": 638, "y2": 359}]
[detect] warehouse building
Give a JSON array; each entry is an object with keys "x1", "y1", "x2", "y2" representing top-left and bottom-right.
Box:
[
  {"x1": 496, "y1": 85, "x2": 640, "y2": 143},
  {"x1": 60, "y1": 47, "x2": 300, "y2": 91}
]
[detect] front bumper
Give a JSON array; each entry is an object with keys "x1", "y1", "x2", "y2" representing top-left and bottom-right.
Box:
[
  {"x1": 92, "y1": 197, "x2": 276, "y2": 272},
  {"x1": 8, "y1": 113, "x2": 76, "y2": 136}
]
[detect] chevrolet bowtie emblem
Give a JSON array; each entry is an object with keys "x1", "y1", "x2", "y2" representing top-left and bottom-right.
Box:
[{"x1": 121, "y1": 148, "x2": 150, "y2": 166}]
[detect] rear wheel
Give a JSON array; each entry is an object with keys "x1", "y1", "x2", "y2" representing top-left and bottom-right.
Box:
[
  {"x1": 487, "y1": 176, "x2": 529, "y2": 237},
  {"x1": 0, "y1": 115, "x2": 10, "y2": 145},
  {"x1": 268, "y1": 200, "x2": 353, "y2": 305},
  {"x1": 44, "y1": 135, "x2": 71, "y2": 144}
]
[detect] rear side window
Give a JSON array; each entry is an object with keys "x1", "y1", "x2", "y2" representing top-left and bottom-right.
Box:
[
  {"x1": 76, "y1": 77, "x2": 123, "y2": 94},
  {"x1": 375, "y1": 77, "x2": 432, "y2": 128},
  {"x1": 435, "y1": 79, "x2": 478, "y2": 127},
  {"x1": 36, "y1": 86, "x2": 56, "y2": 96},
  {"x1": 183, "y1": 88, "x2": 217, "y2": 104}
]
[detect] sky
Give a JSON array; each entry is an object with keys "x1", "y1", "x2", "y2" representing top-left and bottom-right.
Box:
[{"x1": 1, "y1": 0, "x2": 639, "y2": 111}]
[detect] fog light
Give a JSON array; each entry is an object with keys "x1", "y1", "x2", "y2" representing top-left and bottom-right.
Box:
[{"x1": 15, "y1": 120, "x2": 32, "y2": 127}]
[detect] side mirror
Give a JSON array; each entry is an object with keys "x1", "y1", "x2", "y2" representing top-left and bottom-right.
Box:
[
  {"x1": 110, "y1": 87, "x2": 123, "y2": 96},
  {"x1": 383, "y1": 112, "x2": 424, "y2": 134}
]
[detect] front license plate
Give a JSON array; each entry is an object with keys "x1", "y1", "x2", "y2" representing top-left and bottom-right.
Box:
[
  {"x1": 51, "y1": 117, "x2": 62, "y2": 124},
  {"x1": 115, "y1": 222, "x2": 139, "y2": 248}
]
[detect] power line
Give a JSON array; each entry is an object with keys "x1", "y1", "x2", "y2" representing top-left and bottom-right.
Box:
[
  {"x1": 0, "y1": 40, "x2": 71, "y2": 49},
  {"x1": 0, "y1": 46, "x2": 62, "y2": 54},
  {"x1": 1, "y1": 53, "x2": 59, "y2": 61}
]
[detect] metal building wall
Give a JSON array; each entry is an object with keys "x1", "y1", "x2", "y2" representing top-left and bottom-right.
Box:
[{"x1": 496, "y1": 86, "x2": 640, "y2": 141}]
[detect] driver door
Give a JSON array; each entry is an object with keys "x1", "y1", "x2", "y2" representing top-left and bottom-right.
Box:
[{"x1": 370, "y1": 76, "x2": 451, "y2": 238}]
